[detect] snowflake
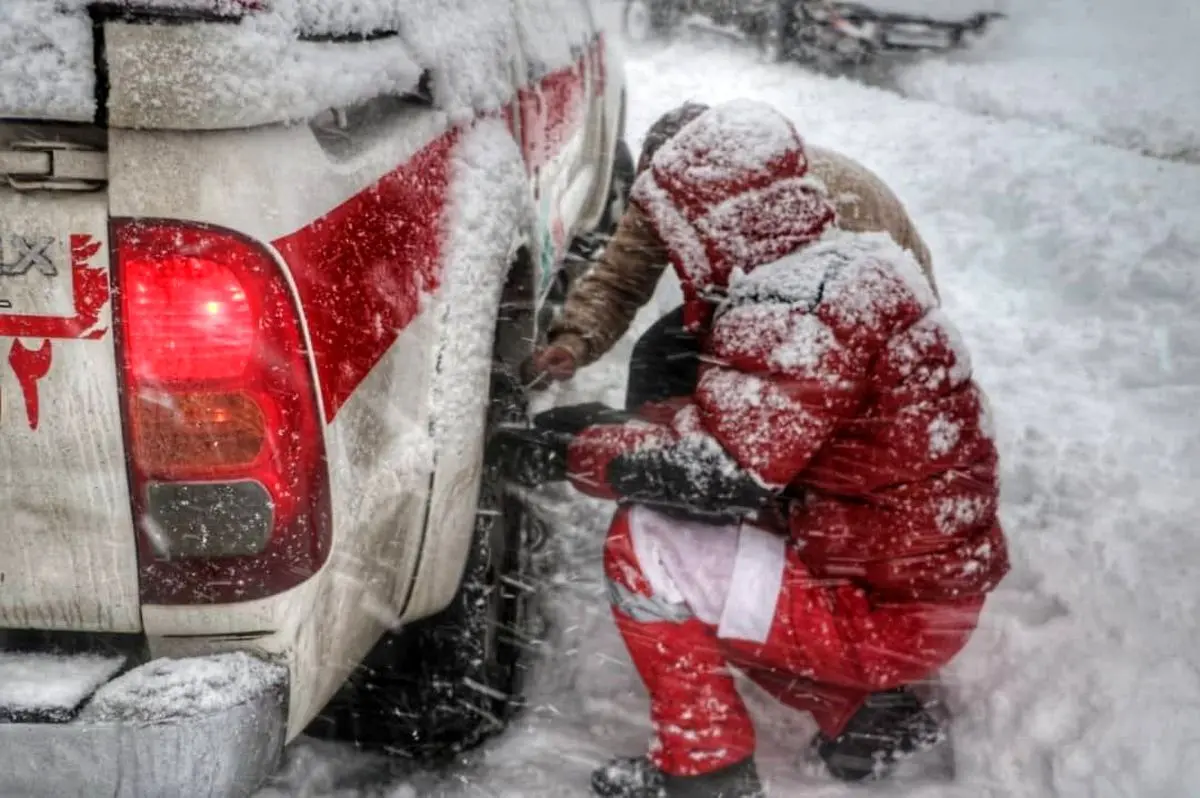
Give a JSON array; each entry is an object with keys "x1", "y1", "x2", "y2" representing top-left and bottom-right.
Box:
[{"x1": 928, "y1": 414, "x2": 962, "y2": 457}]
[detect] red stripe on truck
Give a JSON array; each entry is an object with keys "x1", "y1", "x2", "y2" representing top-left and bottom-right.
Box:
[
  {"x1": 273, "y1": 47, "x2": 597, "y2": 423},
  {"x1": 274, "y1": 130, "x2": 460, "y2": 422},
  {"x1": 519, "y1": 55, "x2": 590, "y2": 172}
]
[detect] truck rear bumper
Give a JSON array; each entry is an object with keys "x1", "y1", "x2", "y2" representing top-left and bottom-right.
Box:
[{"x1": 0, "y1": 651, "x2": 288, "y2": 798}]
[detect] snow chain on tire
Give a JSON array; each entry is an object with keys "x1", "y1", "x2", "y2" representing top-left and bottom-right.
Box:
[{"x1": 307, "y1": 265, "x2": 550, "y2": 764}]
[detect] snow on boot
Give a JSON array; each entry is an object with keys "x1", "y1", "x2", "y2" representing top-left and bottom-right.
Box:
[
  {"x1": 591, "y1": 757, "x2": 665, "y2": 798},
  {"x1": 813, "y1": 687, "x2": 949, "y2": 783},
  {"x1": 592, "y1": 756, "x2": 765, "y2": 798}
]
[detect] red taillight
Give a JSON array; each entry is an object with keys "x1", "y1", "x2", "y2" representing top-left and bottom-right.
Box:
[
  {"x1": 113, "y1": 220, "x2": 330, "y2": 605},
  {"x1": 124, "y1": 255, "x2": 256, "y2": 383}
]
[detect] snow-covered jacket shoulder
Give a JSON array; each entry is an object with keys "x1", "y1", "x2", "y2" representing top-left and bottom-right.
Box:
[
  {"x1": 703, "y1": 231, "x2": 1006, "y2": 601},
  {"x1": 568, "y1": 230, "x2": 1008, "y2": 602},
  {"x1": 695, "y1": 231, "x2": 942, "y2": 487}
]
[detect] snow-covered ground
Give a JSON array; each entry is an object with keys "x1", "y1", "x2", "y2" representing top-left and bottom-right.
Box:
[
  {"x1": 896, "y1": 0, "x2": 1200, "y2": 161},
  {"x1": 261, "y1": 3, "x2": 1200, "y2": 797}
]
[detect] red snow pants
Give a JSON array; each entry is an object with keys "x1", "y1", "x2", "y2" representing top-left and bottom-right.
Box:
[{"x1": 603, "y1": 506, "x2": 985, "y2": 777}]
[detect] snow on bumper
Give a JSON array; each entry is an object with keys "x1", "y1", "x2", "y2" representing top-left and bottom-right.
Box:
[{"x1": 0, "y1": 651, "x2": 288, "y2": 798}]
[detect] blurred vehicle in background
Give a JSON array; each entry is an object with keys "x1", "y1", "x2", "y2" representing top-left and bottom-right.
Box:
[{"x1": 622, "y1": 0, "x2": 1004, "y2": 70}]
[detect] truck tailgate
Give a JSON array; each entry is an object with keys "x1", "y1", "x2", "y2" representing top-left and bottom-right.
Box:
[{"x1": 0, "y1": 185, "x2": 141, "y2": 632}]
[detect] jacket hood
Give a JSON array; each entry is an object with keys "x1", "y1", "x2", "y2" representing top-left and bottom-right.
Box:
[{"x1": 629, "y1": 99, "x2": 837, "y2": 329}]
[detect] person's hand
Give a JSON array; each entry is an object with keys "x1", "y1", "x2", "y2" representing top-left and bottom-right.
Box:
[
  {"x1": 530, "y1": 344, "x2": 578, "y2": 382},
  {"x1": 606, "y1": 440, "x2": 781, "y2": 520},
  {"x1": 533, "y1": 403, "x2": 635, "y2": 436}
]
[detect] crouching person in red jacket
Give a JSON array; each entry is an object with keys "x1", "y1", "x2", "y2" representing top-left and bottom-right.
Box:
[{"x1": 492, "y1": 99, "x2": 1008, "y2": 798}]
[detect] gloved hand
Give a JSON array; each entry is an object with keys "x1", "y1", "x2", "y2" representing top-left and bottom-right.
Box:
[
  {"x1": 485, "y1": 425, "x2": 572, "y2": 488},
  {"x1": 533, "y1": 402, "x2": 635, "y2": 436},
  {"x1": 606, "y1": 439, "x2": 783, "y2": 521}
]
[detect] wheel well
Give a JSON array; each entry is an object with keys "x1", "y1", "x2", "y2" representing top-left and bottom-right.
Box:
[{"x1": 494, "y1": 245, "x2": 539, "y2": 374}]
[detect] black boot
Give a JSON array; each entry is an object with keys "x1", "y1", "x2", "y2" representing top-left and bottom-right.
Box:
[
  {"x1": 813, "y1": 688, "x2": 948, "y2": 783},
  {"x1": 591, "y1": 757, "x2": 664, "y2": 798},
  {"x1": 592, "y1": 756, "x2": 765, "y2": 798}
]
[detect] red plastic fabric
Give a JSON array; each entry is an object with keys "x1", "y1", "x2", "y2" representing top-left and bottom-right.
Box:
[{"x1": 603, "y1": 507, "x2": 984, "y2": 777}]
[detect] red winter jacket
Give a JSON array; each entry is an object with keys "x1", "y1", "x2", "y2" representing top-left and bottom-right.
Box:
[{"x1": 567, "y1": 100, "x2": 1008, "y2": 604}]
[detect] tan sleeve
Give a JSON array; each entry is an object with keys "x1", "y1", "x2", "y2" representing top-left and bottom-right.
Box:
[
  {"x1": 898, "y1": 215, "x2": 938, "y2": 298},
  {"x1": 807, "y1": 146, "x2": 940, "y2": 299},
  {"x1": 547, "y1": 204, "x2": 670, "y2": 367}
]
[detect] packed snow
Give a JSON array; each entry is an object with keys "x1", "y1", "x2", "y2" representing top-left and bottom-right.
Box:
[
  {"x1": 259, "y1": 1, "x2": 1200, "y2": 795},
  {"x1": 81, "y1": 652, "x2": 286, "y2": 723},
  {"x1": 0, "y1": 0, "x2": 95, "y2": 121},
  {"x1": 895, "y1": 0, "x2": 1200, "y2": 161},
  {"x1": 0, "y1": 653, "x2": 123, "y2": 719}
]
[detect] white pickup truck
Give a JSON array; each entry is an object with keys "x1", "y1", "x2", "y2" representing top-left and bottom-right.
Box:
[{"x1": 0, "y1": 1, "x2": 631, "y2": 795}]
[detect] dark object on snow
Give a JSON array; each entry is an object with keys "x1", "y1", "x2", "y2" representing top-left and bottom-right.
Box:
[
  {"x1": 814, "y1": 686, "x2": 949, "y2": 782},
  {"x1": 607, "y1": 441, "x2": 783, "y2": 523},
  {"x1": 782, "y1": 1, "x2": 1006, "y2": 71},
  {"x1": 625, "y1": 305, "x2": 701, "y2": 411},
  {"x1": 592, "y1": 755, "x2": 764, "y2": 798},
  {"x1": 621, "y1": 0, "x2": 1004, "y2": 73}
]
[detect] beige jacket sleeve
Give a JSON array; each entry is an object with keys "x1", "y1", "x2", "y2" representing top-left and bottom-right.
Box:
[
  {"x1": 807, "y1": 145, "x2": 939, "y2": 297},
  {"x1": 547, "y1": 146, "x2": 938, "y2": 369},
  {"x1": 546, "y1": 204, "x2": 669, "y2": 367}
]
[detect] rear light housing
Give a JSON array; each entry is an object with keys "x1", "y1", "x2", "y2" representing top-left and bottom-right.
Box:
[{"x1": 112, "y1": 220, "x2": 330, "y2": 605}]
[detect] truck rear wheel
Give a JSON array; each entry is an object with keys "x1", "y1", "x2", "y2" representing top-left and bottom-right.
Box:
[
  {"x1": 310, "y1": 270, "x2": 549, "y2": 762},
  {"x1": 597, "y1": 138, "x2": 635, "y2": 239}
]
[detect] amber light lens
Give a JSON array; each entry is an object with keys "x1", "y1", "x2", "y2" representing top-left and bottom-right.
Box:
[{"x1": 133, "y1": 391, "x2": 266, "y2": 473}]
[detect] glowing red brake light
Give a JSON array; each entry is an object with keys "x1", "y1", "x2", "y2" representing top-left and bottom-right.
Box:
[
  {"x1": 124, "y1": 253, "x2": 256, "y2": 383},
  {"x1": 113, "y1": 220, "x2": 330, "y2": 605}
]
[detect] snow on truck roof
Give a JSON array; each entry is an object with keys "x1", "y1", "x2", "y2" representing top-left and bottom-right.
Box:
[{"x1": 0, "y1": 0, "x2": 591, "y2": 127}]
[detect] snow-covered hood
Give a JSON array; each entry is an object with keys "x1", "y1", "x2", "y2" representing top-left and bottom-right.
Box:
[{"x1": 628, "y1": 99, "x2": 836, "y2": 329}]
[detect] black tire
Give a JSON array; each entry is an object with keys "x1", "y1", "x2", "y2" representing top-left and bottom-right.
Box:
[
  {"x1": 568, "y1": 136, "x2": 633, "y2": 265},
  {"x1": 597, "y1": 139, "x2": 636, "y2": 239},
  {"x1": 550, "y1": 136, "x2": 634, "y2": 336},
  {"x1": 308, "y1": 285, "x2": 547, "y2": 763}
]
